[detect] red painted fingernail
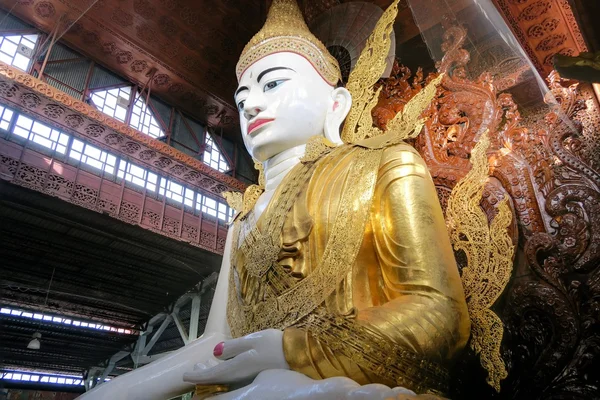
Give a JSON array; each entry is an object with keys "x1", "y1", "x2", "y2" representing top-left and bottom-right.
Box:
[{"x1": 213, "y1": 342, "x2": 224, "y2": 357}]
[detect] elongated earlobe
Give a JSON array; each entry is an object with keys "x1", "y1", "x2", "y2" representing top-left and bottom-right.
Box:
[{"x1": 324, "y1": 87, "x2": 352, "y2": 145}]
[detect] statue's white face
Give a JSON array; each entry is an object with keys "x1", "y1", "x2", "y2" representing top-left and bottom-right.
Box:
[{"x1": 235, "y1": 52, "x2": 346, "y2": 162}]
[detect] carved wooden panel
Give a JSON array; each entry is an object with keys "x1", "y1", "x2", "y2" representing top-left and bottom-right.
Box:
[
  {"x1": 373, "y1": 25, "x2": 600, "y2": 399},
  {"x1": 0, "y1": 61, "x2": 247, "y2": 196},
  {"x1": 0, "y1": 138, "x2": 228, "y2": 254},
  {"x1": 492, "y1": 0, "x2": 589, "y2": 76}
]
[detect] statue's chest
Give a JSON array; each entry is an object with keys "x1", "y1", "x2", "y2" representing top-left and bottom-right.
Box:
[{"x1": 234, "y1": 185, "x2": 313, "y2": 286}]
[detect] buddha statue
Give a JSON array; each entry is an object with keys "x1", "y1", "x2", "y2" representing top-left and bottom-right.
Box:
[{"x1": 79, "y1": 1, "x2": 471, "y2": 399}]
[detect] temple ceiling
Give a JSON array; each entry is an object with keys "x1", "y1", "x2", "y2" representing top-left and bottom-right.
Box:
[
  {"x1": 0, "y1": 0, "x2": 597, "y2": 144},
  {"x1": 0, "y1": 0, "x2": 264, "y2": 143}
]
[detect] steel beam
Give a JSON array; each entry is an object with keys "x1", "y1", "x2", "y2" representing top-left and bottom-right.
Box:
[
  {"x1": 97, "y1": 351, "x2": 130, "y2": 385},
  {"x1": 140, "y1": 314, "x2": 172, "y2": 357},
  {"x1": 172, "y1": 311, "x2": 189, "y2": 345},
  {"x1": 188, "y1": 294, "x2": 201, "y2": 341}
]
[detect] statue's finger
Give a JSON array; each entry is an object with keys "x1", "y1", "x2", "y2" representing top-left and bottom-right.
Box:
[
  {"x1": 193, "y1": 358, "x2": 219, "y2": 371},
  {"x1": 215, "y1": 337, "x2": 253, "y2": 360},
  {"x1": 389, "y1": 386, "x2": 416, "y2": 396},
  {"x1": 184, "y1": 351, "x2": 254, "y2": 384},
  {"x1": 192, "y1": 362, "x2": 207, "y2": 371}
]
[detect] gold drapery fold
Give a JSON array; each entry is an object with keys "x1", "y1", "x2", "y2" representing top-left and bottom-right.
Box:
[{"x1": 228, "y1": 143, "x2": 470, "y2": 394}]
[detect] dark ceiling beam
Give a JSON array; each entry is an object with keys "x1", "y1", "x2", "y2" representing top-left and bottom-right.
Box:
[
  {"x1": 0, "y1": 183, "x2": 221, "y2": 266},
  {"x1": 0, "y1": 200, "x2": 204, "y2": 270},
  {"x1": 1, "y1": 272, "x2": 166, "y2": 324},
  {"x1": 1, "y1": 316, "x2": 138, "y2": 343},
  {"x1": 1, "y1": 285, "x2": 148, "y2": 327},
  {"x1": 0, "y1": 230, "x2": 194, "y2": 289}
]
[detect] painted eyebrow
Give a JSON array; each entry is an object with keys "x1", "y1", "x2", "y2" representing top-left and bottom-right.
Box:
[
  {"x1": 257, "y1": 67, "x2": 295, "y2": 83},
  {"x1": 235, "y1": 86, "x2": 249, "y2": 98}
]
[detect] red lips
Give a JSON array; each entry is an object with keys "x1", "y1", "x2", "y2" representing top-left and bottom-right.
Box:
[{"x1": 247, "y1": 118, "x2": 274, "y2": 135}]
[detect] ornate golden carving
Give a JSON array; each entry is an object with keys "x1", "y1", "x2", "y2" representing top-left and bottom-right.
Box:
[
  {"x1": 300, "y1": 135, "x2": 337, "y2": 162},
  {"x1": 446, "y1": 131, "x2": 515, "y2": 391},
  {"x1": 341, "y1": 0, "x2": 441, "y2": 145},
  {"x1": 357, "y1": 74, "x2": 444, "y2": 149},
  {"x1": 341, "y1": 0, "x2": 400, "y2": 144},
  {"x1": 223, "y1": 161, "x2": 266, "y2": 220},
  {"x1": 193, "y1": 384, "x2": 229, "y2": 400},
  {"x1": 222, "y1": 191, "x2": 243, "y2": 215},
  {"x1": 236, "y1": 0, "x2": 341, "y2": 85},
  {"x1": 227, "y1": 145, "x2": 381, "y2": 335}
]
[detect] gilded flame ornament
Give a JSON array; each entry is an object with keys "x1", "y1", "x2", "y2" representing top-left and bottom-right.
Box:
[{"x1": 446, "y1": 131, "x2": 515, "y2": 391}]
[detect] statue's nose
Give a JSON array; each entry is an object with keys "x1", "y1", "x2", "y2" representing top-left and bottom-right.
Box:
[
  {"x1": 243, "y1": 90, "x2": 267, "y2": 118},
  {"x1": 244, "y1": 107, "x2": 263, "y2": 121}
]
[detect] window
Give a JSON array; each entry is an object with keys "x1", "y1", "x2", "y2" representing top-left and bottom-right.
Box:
[
  {"x1": 197, "y1": 195, "x2": 217, "y2": 218},
  {"x1": 159, "y1": 178, "x2": 196, "y2": 206},
  {"x1": 91, "y1": 88, "x2": 165, "y2": 138},
  {"x1": 12, "y1": 115, "x2": 69, "y2": 154},
  {"x1": 0, "y1": 105, "x2": 14, "y2": 130},
  {"x1": 130, "y1": 95, "x2": 164, "y2": 138},
  {"x1": 70, "y1": 139, "x2": 117, "y2": 174},
  {"x1": 0, "y1": 34, "x2": 38, "y2": 71},
  {"x1": 2, "y1": 108, "x2": 234, "y2": 222},
  {"x1": 0, "y1": 307, "x2": 134, "y2": 334},
  {"x1": 159, "y1": 178, "x2": 184, "y2": 203},
  {"x1": 195, "y1": 194, "x2": 232, "y2": 222},
  {"x1": 203, "y1": 133, "x2": 229, "y2": 172},
  {"x1": 90, "y1": 86, "x2": 131, "y2": 122},
  {"x1": 2, "y1": 370, "x2": 84, "y2": 386},
  {"x1": 117, "y1": 159, "x2": 158, "y2": 191}
]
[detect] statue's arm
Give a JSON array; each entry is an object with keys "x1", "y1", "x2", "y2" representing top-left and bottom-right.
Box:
[
  {"x1": 77, "y1": 230, "x2": 233, "y2": 400},
  {"x1": 282, "y1": 144, "x2": 470, "y2": 383},
  {"x1": 356, "y1": 144, "x2": 470, "y2": 358}
]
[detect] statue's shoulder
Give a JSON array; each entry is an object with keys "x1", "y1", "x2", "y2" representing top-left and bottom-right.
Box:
[{"x1": 379, "y1": 142, "x2": 427, "y2": 170}]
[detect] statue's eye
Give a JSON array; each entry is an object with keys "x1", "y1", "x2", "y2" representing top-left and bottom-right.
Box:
[
  {"x1": 237, "y1": 100, "x2": 245, "y2": 112},
  {"x1": 264, "y1": 80, "x2": 286, "y2": 92}
]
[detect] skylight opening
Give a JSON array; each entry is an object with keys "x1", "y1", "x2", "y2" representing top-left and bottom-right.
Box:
[
  {"x1": 90, "y1": 87, "x2": 165, "y2": 139},
  {"x1": 90, "y1": 86, "x2": 131, "y2": 122},
  {"x1": 130, "y1": 95, "x2": 164, "y2": 138},
  {"x1": 1, "y1": 370, "x2": 90, "y2": 386},
  {"x1": 0, "y1": 307, "x2": 135, "y2": 335},
  {"x1": 0, "y1": 34, "x2": 38, "y2": 71},
  {"x1": 203, "y1": 134, "x2": 229, "y2": 173}
]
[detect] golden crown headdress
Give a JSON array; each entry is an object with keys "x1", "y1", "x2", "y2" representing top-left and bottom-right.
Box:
[{"x1": 236, "y1": 0, "x2": 341, "y2": 86}]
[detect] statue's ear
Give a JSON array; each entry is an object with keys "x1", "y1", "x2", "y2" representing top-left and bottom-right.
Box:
[{"x1": 324, "y1": 87, "x2": 352, "y2": 145}]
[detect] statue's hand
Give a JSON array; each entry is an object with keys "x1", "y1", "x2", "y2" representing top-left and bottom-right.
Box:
[
  {"x1": 205, "y1": 369, "x2": 418, "y2": 400},
  {"x1": 182, "y1": 329, "x2": 288, "y2": 385}
]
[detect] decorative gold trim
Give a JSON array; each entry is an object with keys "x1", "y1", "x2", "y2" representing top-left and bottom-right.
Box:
[
  {"x1": 194, "y1": 384, "x2": 229, "y2": 399},
  {"x1": 227, "y1": 145, "x2": 382, "y2": 335},
  {"x1": 446, "y1": 131, "x2": 515, "y2": 391},
  {"x1": 341, "y1": 0, "x2": 400, "y2": 144},
  {"x1": 236, "y1": 0, "x2": 341, "y2": 85}
]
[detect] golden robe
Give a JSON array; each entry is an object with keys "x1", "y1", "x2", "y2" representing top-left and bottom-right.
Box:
[{"x1": 228, "y1": 142, "x2": 470, "y2": 394}]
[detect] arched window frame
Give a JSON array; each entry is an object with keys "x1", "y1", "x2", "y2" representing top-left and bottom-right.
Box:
[
  {"x1": 202, "y1": 130, "x2": 230, "y2": 173},
  {"x1": 89, "y1": 84, "x2": 166, "y2": 139}
]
